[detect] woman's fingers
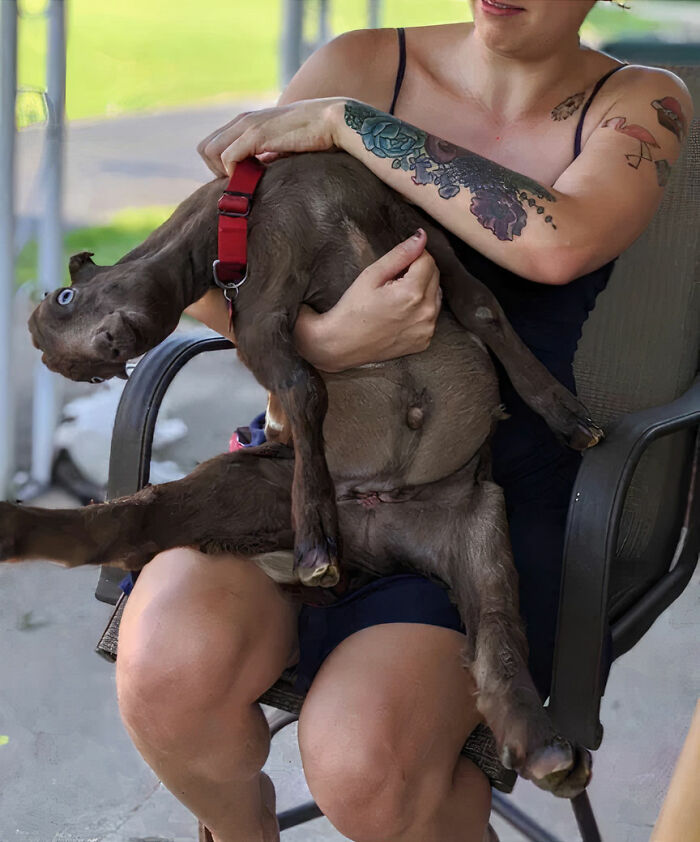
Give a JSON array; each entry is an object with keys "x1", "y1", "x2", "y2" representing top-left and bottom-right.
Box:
[
  {"x1": 198, "y1": 113, "x2": 251, "y2": 176},
  {"x1": 364, "y1": 229, "x2": 427, "y2": 287},
  {"x1": 400, "y1": 249, "x2": 440, "y2": 307},
  {"x1": 197, "y1": 99, "x2": 343, "y2": 176}
]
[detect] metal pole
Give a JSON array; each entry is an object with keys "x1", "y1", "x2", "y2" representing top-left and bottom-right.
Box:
[
  {"x1": 31, "y1": 0, "x2": 66, "y2": 490},
  {"x1": 281, "y1": 0, "x2": 305, "y2": 88},
  {"x1": 0, "y1": 1, "x2": 18, "y2": 499},
  {"x1": 368, "y1": 0, "x2": 381, "y2": 29},
  {"x1": 318, "y1": 0, "x2": 330, "y2": 45}
]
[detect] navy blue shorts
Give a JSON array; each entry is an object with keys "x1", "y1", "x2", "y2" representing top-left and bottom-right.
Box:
[{"x1": 294, "y1": 572, "x2": 464, "y2": 693}]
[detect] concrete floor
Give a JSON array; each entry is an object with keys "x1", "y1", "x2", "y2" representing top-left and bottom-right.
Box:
[{"x1": 3, "y1": 100, "x2": 698, "y2": 841}]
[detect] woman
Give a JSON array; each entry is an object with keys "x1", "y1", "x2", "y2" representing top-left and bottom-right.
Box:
[{"x1": 115, "y1": 2, "x2": 691, "y2": 841}]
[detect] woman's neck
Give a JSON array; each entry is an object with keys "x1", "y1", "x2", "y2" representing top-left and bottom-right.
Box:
[{"x1": 459, "y1": 24, "x2": 588, "y2": 122}]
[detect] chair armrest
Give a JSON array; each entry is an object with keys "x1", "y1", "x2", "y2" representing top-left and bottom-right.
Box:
[
  {"x1": 549, "y1": 376, "x2": 700, "y2": 748},
  {"x1": 95, "y1": 330, "x2": 235, "y2": 604}
]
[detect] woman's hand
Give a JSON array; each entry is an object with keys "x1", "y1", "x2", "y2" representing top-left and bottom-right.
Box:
[
  {"x1": 294, "y1": 228, "x2": 442, "y2": 372},
  {"x1": 184, "y1": 229, "x2": 442, "y2": 373},
  {"x1": 197, "y1": 98, "x2": 346, "y2": 177}
]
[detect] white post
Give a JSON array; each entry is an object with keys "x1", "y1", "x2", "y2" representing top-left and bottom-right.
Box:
[
  {"x1": 368, "y1": 0, "x2": 381, "y2": 29},
  {"x1": 0, "y1": 1, "x2": 18, "y2": 499},
  {"x1": 31, "y1": 0, "x2": 66, "y2": 490},
  {"x1": 281, "y1": 0, "x2": 305, "y2": 88},
  {"x1": 318, "y1": 0, "x2": 330, "y2": 44}
]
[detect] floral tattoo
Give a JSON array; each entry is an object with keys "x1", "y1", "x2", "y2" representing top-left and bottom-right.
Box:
[
  {"x1": 344, "y1": 101, "x2": 556, "y2": 242},
  {"x1": 551, "y1": 91, "x2": 585, "y2": 122}
]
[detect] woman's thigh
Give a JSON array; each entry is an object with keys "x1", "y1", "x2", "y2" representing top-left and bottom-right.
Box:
[
  {"x1": 116, "y1": 547, "x2": 300, "y2": 736},
  {"x1": 298, "y1": 622, "x2": 491, "y2": 840}
]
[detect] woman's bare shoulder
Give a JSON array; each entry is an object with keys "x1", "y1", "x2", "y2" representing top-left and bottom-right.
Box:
[
  {"x1": 279, "y1": 27, "x2": 401, "y2": 107},
  {"x1": 591, "y1": 61, "x2": 693, "y2": 113}
]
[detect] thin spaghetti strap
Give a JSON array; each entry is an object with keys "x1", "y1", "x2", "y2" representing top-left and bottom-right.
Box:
[
  {"x1": 573, "y1": 64, "x2": 627, "y2": 159},
  {"x1": 389, "y1": 27, "x2": 407, "y2": 116}
]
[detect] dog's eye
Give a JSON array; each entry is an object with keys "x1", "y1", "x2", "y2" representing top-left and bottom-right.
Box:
[
  {"x1": 57, "y1": 288, "x2": 75, "y2": 306},
  {"x1": 90, "y1": 376, "x2": 105, "y2": 384}
]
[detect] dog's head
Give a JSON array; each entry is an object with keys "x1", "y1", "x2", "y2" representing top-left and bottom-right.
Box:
[{"x1": 28, "y1": 251, "x2": 183, "y2": 382}]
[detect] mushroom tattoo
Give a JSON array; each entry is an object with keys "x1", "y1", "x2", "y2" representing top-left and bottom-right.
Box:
[
  {"x1": 652, "y1": 97, "x2": 687, "y2": 141},
  {"x1": 602, "y1": 115, "x2": 661, "y2": 170}
]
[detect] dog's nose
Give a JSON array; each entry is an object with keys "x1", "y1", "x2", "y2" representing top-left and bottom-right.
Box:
[{"x1": 92, "y1": 329, "x2": 122, "y2": 359}]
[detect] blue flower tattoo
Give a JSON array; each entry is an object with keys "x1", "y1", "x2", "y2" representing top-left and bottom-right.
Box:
[{"x1": 345, "y1": 101, "x2": 557, "y2": 242}]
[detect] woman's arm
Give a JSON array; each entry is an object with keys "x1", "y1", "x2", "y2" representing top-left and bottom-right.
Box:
[
  {"x1": 201, "y1": 67, "x2": 692, "y2": 285},
  {"x1": 332, "y1": 68, "x2": 692, "y2": 283}
]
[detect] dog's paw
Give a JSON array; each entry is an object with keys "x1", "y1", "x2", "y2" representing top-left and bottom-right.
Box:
[
  {"x1": 526, "y1": 741, "x2": 593, "y2": 798},
  {"x1": 295, "y1": 535, "x2": 340, "y2": 588},
  {"x1": 486, "y1": 694, "x2": 592, "y2": 799},
  {"x1": 293, "y1": 484, "x2": 341, "y2": 588},
  {"x1": 539, "y1": 387, "x2": 604, "y2": 452}
]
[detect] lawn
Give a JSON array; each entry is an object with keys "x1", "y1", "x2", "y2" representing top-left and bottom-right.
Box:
[
  {"x1": 19, "y1": 0, "x2": 661, "y2": 125},
  {"x1": 17, "y1": 206, "x2": 174, "y2": 289}
]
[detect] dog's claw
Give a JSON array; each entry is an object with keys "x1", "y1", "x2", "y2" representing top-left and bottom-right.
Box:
[
  {"x1": 525, "y1": 737, "x2": 574, "y2": 780},
  {"x1": 299, "y1": 561, "x2": 340, "y2": 588},
  {"x1": 500, "y1": 745, "x2": 518, "y2": 771},
  {"x1": 568, "y1": 419, "x2": 604, "y2": 451}
]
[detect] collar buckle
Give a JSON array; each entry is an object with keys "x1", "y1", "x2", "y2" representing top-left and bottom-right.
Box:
[{"x1": 218, "y1": 190, "x2": 252, "y2": 218}]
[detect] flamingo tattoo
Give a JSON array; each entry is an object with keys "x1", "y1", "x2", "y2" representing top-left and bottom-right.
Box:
[{"x1": 602, "y1": 115, "x2": 661, "y2": 170}]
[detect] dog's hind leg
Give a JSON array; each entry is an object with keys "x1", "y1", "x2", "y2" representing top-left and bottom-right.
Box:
[
  {"x1": 0, "y1": 445, "x2": 295, "y2": 572},
  {"x1": 440, "y1": 476, "x2": 591, "y2": 798}
]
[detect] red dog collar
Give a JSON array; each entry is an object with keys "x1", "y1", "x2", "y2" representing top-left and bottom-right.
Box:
[{"x1": 212, "y1": 157, "x2": 265, "y2": 299}]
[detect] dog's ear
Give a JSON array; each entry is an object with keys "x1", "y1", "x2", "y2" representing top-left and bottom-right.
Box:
[{"x1": 68, "y1": 251, "x2": 98, "y2": 282}]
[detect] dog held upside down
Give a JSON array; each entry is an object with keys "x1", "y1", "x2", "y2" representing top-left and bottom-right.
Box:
[{"x1": 2, "y1": 151, "x2": 603, "y2": 797}]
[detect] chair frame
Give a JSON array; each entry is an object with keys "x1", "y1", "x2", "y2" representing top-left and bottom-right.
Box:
[{"x1": 95, "y1": 325, "x2": 699, "y2": 842}]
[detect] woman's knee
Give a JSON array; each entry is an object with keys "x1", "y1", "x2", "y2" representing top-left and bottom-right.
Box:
[
  {"x1": 116, "y1": 546, "x2": 298, "y2": 756},
  {"x1": 302, "y1": 738, "x2": 417, "y2": 840}
]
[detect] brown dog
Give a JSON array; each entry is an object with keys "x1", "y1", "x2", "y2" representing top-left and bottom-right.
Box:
[{"x1": 3, "y1": 151, "x2": 601, "y2": 796}]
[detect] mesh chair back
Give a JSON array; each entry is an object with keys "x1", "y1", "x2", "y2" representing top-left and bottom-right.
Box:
[{"x1": 573, "y1": 66, "x2": 699, "y2": 617}]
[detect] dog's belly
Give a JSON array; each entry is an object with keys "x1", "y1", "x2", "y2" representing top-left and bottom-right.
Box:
[{"x1": 321, "y1": 312, "x2": 501, "y2": 494}]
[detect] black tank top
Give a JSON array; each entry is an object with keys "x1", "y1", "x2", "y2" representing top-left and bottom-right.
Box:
[{"x1": 390, "y1": 29, "x2": 625, "y2": 493}]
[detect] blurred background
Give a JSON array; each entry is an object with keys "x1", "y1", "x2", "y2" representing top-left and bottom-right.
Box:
[{"x1": 0, "y1": 1, "x2": 698, "y2": 841}]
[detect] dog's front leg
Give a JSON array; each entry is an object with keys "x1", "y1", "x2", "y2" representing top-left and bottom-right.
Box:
[
  {"x1": 0, "y1": 446, "x2": 295, "y2": 570},
  {"x1": 420, "y1": 223, "x2": 604, "y2": 451},
  {"x1": 235, "y1": 310, "x2": 341, "y2": 589}
]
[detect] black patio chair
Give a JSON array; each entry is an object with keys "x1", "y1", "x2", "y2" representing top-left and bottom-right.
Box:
[{"x1": 94, "y1": 66, "x2": 699, "y2": 842}]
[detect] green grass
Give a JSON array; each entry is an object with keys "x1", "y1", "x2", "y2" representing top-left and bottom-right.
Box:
[
  {"x1": 18, "y1": 0, "x2": 472, "y2": 125},
  {"x1": 18, "y1": 0, "x2": 664, "y2": 126},
  {"x1": 581, "y1": 4, "x2": 660, "y2": 41},
  {"x1": 17, "y1": 206, "x2": 175, "y2": 288}
]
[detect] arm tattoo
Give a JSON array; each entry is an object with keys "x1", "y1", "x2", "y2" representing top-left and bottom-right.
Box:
[
  {"x1": 551, "y1": 91, "x2": 585, "y2": 122},
  {"x1": 602, "y1": 109, "x2": 676, "y2": 187},
  {"x1": 651, "y1": 96, "x2": 687, "y2": 141},
  {"x1": 344, "y1": 101, "x2": 557, "y2": 242}
]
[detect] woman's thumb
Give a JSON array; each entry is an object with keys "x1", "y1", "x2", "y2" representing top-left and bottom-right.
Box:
[{"x1": 369, "y1": 228, "x2": 427, "y2": 285}]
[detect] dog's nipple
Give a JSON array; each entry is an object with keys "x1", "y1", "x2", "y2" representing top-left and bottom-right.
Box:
[{"x1": 406, "y1": 406, "x2": 424, "y2": 430}]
